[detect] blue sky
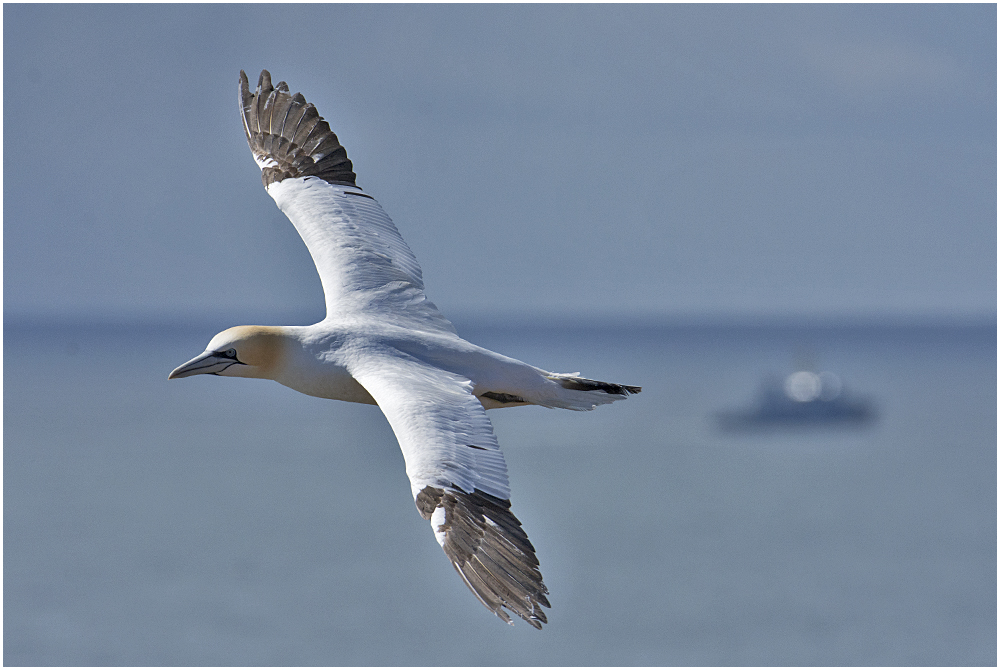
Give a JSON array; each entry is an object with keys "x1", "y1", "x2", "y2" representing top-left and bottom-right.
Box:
[{"x1": 4, "y1": 4, "x2": 996, "y2": 323}]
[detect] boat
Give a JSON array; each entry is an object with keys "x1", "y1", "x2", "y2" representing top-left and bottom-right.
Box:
[{"x1": 716, "y1": 370, "x2": 877, "y2": 430}]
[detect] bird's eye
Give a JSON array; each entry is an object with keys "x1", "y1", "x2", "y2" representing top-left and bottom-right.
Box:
[{"x1": 225, "y1": 348, "x2": 237, "y2": 358}]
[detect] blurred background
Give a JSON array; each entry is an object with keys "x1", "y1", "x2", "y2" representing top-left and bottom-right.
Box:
[{"x1": 4, "y1": 4, "x2": 995, "y2": 666}]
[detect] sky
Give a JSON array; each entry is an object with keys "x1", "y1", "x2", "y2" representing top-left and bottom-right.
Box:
[{"x1": 4, "y1": 4, "x2": 996, "y2": 324}]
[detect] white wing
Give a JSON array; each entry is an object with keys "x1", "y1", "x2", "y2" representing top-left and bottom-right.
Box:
[
  {"x1": 239, "y1": 70, "x2": 454, "y2": 332},
  {"x1": 347, "y1": 351, "x2": 550, "y2": 628}
]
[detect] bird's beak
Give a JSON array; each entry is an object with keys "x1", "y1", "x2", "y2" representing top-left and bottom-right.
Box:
[{"x1": 168, "y1": 352, "x2": 235, "y2": 379}]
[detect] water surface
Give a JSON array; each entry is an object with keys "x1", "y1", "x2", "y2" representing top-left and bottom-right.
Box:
[{"x1": 4, "y1": 317, "x2": 995, "y2": 665}]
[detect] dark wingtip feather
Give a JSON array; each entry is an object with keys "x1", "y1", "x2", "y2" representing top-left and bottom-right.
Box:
[
  {"x1": 417, "y1": 486, "x2": 550, "y2": 629},
  {"x1": 238, "y1": 69, "x2": 357, "y2": 188}
]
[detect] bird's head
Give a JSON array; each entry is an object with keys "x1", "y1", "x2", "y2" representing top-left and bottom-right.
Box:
[{"x1": 168, "y1": 325, "x2": 288, "y2": 380}]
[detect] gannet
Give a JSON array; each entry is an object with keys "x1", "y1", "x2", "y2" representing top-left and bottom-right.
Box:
[{"x1": 169, "y1": 70, "x2": 641, "y2": 629}]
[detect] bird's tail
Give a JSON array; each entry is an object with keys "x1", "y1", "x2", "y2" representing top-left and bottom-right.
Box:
[{"x1": 539, "y1": 372, "x2": 641, "y2": 411}]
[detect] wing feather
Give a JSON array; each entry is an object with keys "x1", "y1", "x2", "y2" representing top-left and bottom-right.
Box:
[
  {"x1": 265, "y1": 177, "x2": 455, "y2": 330},
  {"x1": 239, "y1": 69, "x2": 356, "y2": 187},
  {"x1": 349, "y1": 353, "x2": 550, "y2": 628},
  {"x1": 238, "y1": 70, "x2": 454, "y2": 331}
]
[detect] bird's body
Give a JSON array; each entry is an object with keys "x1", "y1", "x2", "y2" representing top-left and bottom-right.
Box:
[{"x1": 170, "y1": 70, "x2": 640, "y2": 629}]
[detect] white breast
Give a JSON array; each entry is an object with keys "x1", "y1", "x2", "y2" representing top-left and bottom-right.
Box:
[{"x1": 273, "y1": 330, "x2": 377, "y2": 404}]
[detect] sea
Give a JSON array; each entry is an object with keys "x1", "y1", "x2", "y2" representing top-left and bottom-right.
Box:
[{"x1": 3, "y1": 315, "x2": 996, "y2": 666}]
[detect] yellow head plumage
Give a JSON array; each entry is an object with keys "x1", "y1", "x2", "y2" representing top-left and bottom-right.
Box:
[{"x1": 169, "y1": 325, "x2": 289, "y2": 380}]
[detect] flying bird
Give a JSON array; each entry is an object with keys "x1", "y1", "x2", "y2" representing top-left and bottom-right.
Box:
[{"x1": 169, "y1": 70, "x2": 641, "y2": 629}]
